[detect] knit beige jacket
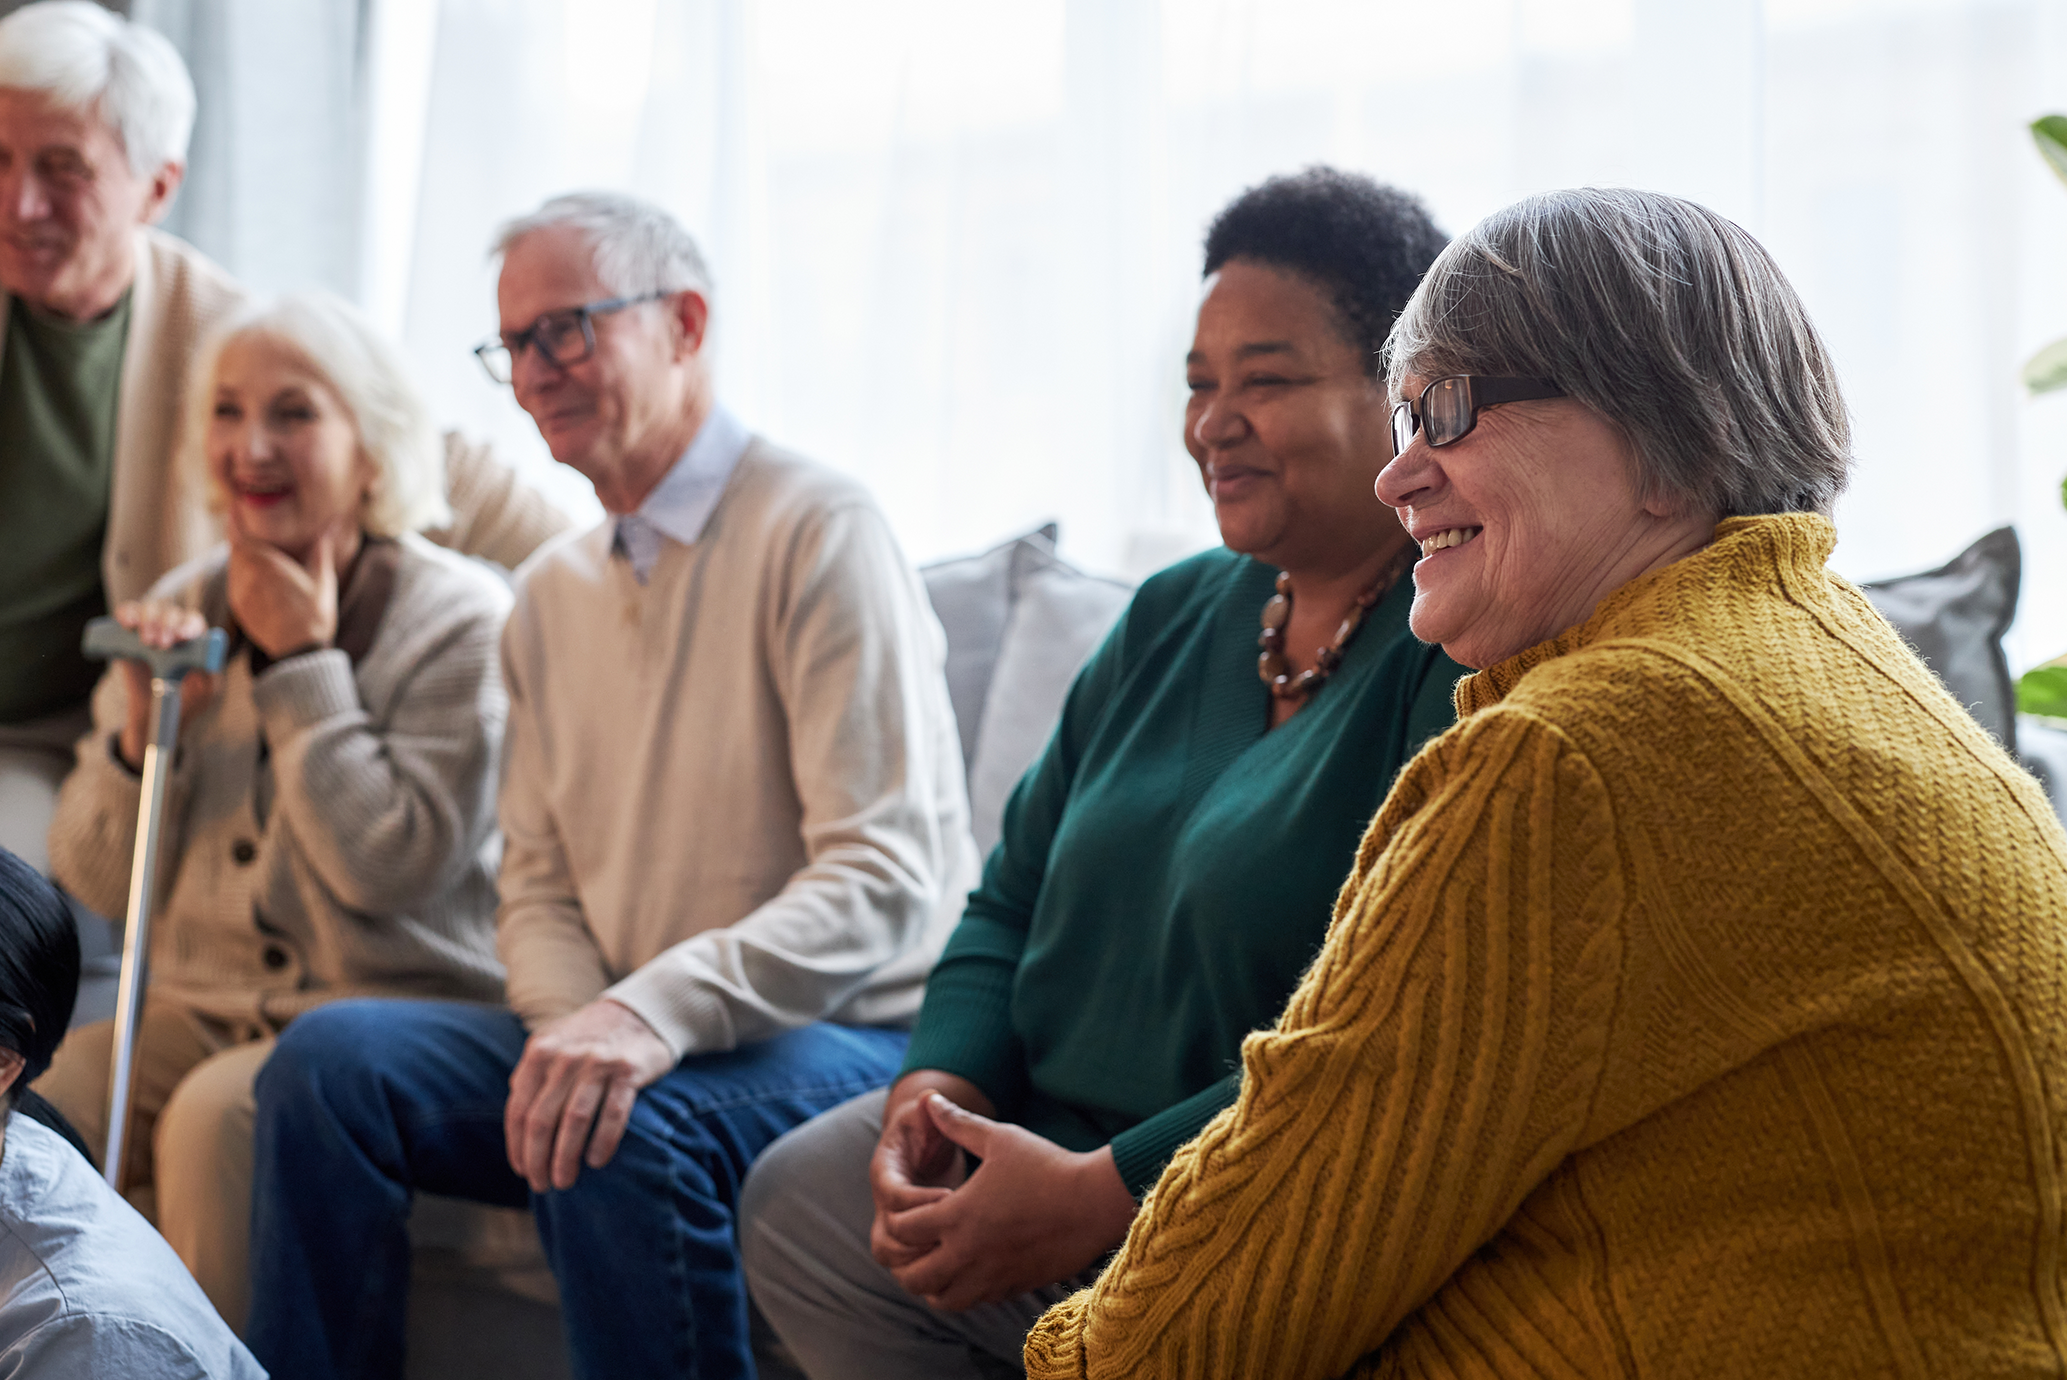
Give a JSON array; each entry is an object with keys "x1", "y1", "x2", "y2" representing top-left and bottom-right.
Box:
[
  {"x1": 48, "y1": 535, "x2": 511, "y2": 1018},
  {"x1": 496, "y1": 439, "x2": 979, "y2": 1056},
  {"x1": 1027, "y1": 515, "x2": 2067, "y2": 1379},
  {"x1": 0, "y1": 227, "x2": 569, "y2": 609}
]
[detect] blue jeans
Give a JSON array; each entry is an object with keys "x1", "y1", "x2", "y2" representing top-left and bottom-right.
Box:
[{"x1": 245, "y1": 999, "x2": 907, "y2": 1380}]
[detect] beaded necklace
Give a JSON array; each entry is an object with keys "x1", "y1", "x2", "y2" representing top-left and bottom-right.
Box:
[{"x1": 1256, "y1": 551, "x2": 1412, "y2": 701}]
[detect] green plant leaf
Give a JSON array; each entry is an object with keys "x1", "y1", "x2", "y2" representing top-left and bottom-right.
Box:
[
  {"x1": 2024, "y1": 338, "x2": 2067, "y2": 394},
  {"x1": 2035, "y1": 116, "x2": 2067, "y2": 189},
  {"x1": 2019, "y1": 665, "x2": 2067, "y2": 719}
]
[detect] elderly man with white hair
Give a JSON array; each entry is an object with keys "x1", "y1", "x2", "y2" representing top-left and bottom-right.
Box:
[
  {"x1": 0, "y1": 0, "x2": 566, "y2": 877},
  {"x1": 241, "y1": 192, "x2": 976, "y2": 1380}
]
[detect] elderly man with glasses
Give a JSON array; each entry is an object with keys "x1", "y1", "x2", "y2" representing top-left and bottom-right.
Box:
[
  {"x1": 241, "y1": 190, "x2": 977, "y2": 1380},
  {"x1": 0, "y1": 0, "x2": 567, "y2": 882}
]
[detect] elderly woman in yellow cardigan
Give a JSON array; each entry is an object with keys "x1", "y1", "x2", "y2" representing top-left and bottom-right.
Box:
[{"x1": 1024, "y1": 187, "x2": 2067, "y2": 1379}]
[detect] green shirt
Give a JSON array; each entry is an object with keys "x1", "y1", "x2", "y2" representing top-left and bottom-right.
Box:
[
  {"x1": 901, "y1": 547, "x2": 1467, "y2": 1195},
  {"x1": 0, "y1": 290, "x2": 132, "y2": 724}
]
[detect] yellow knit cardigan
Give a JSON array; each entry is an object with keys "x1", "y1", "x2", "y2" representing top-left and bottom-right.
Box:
[{"x1": 1024, "y1": 514, "x2": 2067, "y2": 1379}]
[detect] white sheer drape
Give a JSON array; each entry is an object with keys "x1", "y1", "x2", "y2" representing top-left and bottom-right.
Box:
[{"x1": 143, "y1": 0, "x2": 2067, "y2": 666}]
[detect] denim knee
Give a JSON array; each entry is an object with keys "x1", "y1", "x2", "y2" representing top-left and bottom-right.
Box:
[{"x1": 255, "y1": 999, "x2": 421, "y2": 1127}]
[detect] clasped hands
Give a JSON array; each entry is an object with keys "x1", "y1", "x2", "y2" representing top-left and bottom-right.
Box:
[
  {"x1": 112, "y1": 522, "x2": 350, "y2": 770},
  {"x1": 868, "y1": 1072, "x2": 1138, "y2": 1312}
]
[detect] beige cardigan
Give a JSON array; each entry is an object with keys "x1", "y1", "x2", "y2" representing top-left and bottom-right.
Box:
[
  {"x1": 49, "y1": 534, "x2": 511, "y2": 1017},
  {"x1": 497, "y1": 439, "x2": 979, "y2": 1056},
  {"x1": 0, "y1": 227, "x2": 569, "y2": 608}
]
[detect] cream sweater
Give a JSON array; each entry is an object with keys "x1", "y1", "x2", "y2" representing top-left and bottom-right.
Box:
[
  {"x1": 496, "y1": 439, "x2": 978, "y2": 1056},
  {"x1": 1027, "y1": 514, "x2": 2067, "y2": 1379},
  {"x1": 49, "y1": 535, "x2": 511, "y2": 1017}
]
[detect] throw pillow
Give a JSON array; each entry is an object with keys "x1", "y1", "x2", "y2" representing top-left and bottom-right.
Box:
[
  {"x1": 968, "y1": 541, "x2": 1132, "y2": 856},
  {"x1": 921, "y1": 526, "x2": 1133, "y2": 855},
  {"x1": 921, "y1": 527, "x2": 1044, "y2": 771},
  {"x1": 1861, "y1": 526, "x2": 2020, "y2": 754}
]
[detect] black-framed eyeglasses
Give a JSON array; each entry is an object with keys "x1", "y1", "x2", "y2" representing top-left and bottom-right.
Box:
[
  {"x1": 1390, "y1": 376, "x2": 1566, "y2": 458},
  {"x1": 473, "y1": 290, "x2": 671, "y2": 385}
]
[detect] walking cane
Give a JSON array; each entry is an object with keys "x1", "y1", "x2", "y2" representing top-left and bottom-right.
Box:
[{"x1": 79, "y1": 614, "x2": 227, "y2": 1189}]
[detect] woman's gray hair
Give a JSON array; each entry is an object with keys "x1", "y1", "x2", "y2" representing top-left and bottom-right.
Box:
[
  {"x1": 0, "y1": 1, "x2": 195, "y2": 177},
  {"x1": 493, "y1": 191, "x2": 712, "y2": 299},
  {"x1": 1386, "y1": 188, "x2": 1850, "y2": 517},
  {"x1": 184, "y1": 293, "x2": 451, "y2": 539}
]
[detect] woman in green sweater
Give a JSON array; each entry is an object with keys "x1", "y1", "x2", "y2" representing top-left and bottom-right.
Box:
[{"x1": 741, "y1": 168, "x2": 1465, "y2": 1377}]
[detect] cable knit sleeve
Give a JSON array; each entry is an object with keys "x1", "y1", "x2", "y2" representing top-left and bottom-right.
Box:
[{"x1": 1024, "y1": 707, "x2": 1627, "y2": 1380}]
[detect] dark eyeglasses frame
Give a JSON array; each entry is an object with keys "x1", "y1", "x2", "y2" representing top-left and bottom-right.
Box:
[
  {"x1": 1390, "y1": 375, "x2": 1566, "y2": 458},
  {"x1": 473, "y1": 289, "x2": 672, "y2": 385}
]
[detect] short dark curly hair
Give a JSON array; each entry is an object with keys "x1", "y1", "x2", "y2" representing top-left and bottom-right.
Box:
[{"x1": 1203, "y1": 167, "x2": 1447, "y2": 378}]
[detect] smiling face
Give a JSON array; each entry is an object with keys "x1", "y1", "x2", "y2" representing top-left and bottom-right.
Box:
[
  {"x1": 205, "y1": 334, "x2": 373, "y2": 560},
  {"x1": 1184, "y1": 259, "x2": 1402, "y2": 575},
  {"x1": 496, "y1": 223, "x2": 706, "y2": 512},
  {"x1": 1376, "y1": 379, "x2": 1720, "y2": 668},
  {"x1": 0, "y1": 89, "x2": 179, "y2": 320}
]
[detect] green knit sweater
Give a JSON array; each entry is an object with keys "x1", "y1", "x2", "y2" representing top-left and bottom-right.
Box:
[{"x1": 901, "y1": 546, "x2": 1464, "y2": 1194}]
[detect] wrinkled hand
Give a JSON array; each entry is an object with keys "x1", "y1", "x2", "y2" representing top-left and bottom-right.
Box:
[
  {"x1": 227, "y1": 526, "x2": 341, "y2": 660},
  {"x1": 111, "y1": 600, "x2": 217, "y2": 770},
  {"x1": 505, "y1": 998, "x2": 674, "y2": 1192},
  {"x1": 876, "y1": 1093, "x2": 1137, "y2": 1312}
]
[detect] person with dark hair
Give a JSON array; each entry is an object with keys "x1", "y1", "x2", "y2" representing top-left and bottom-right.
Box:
[
  {"x1": 0, "y1": 846, "x2": 264, "y2": 1376},
  {"x1": 1022, "y1": 188, "x2": 2067, "y2": 1377},
  {"x1": 738, "y1": 167, "x2": 1466, "y2": 1378},
  {"x1": 1202, "y1": 165, "x2": 1449, "y2": 378}
]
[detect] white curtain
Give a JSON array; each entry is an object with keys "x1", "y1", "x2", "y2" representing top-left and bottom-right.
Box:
[{"x1": 145, "y1": 0, "x2": 2067, "y2": 668}]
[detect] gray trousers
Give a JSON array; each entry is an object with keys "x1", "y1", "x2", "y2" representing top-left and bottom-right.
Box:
[{"x1": 740, "y1": 1088, "x2": 1087, "y2": 1379}]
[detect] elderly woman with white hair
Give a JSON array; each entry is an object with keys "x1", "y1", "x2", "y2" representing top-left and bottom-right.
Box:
[
  {"x1": 1023, "y1": 188, "x2": 2067, "y2": 1379},
  {"x1": 40, "y1": 291, "x2": 513, "y2": 1330}
]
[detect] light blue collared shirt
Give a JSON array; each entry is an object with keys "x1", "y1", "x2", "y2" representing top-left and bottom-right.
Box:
[
  {"x1": 612, "y1": 405, "x2": 750, "y2": 584},
  {"x1": 0, "y1": 1115, "x2": 267, "y2": 1378}
]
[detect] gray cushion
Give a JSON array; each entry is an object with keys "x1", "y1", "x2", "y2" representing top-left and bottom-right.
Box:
[
  {"x1": 1862, "y1": 526, "x2": 2020, "y2": 754},
  {"x1": 922, "y1": 526, "x2": 1132, "y2": 855},
  {"x1": 921, "y1": 526, "x2": 1050, "y2": 772}
]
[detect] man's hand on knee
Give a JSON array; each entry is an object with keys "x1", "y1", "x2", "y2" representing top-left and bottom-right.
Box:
[{"x1": 504, "y1": 999, "x2": 675, "y2": 1192}]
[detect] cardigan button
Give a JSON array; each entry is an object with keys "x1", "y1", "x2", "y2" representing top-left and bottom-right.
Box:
[
  {"x1": 261, "y1": 945, "x2": 289, "y2": 971},
  {"x1": 232, "y1": 839, "x2": 257, "y2": 866}
]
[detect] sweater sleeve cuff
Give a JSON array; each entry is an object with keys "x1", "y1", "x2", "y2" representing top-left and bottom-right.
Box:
[
  {"x1": 898, "y1": 953, "x2": 1022, "y2": 1106},
  {"x1": 251, "y1": 649, "x2": 360, "y2": 731},
  {"x1": 1021, "y1": 1289, "x2": 1094, "y2": 1380},
  {"x1": 604, "y1": 961, "x2": 734, "y2": 1061},
  {"x1": 1107, "y1": 1073, "x2": 1241, "y2": 1199}
]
